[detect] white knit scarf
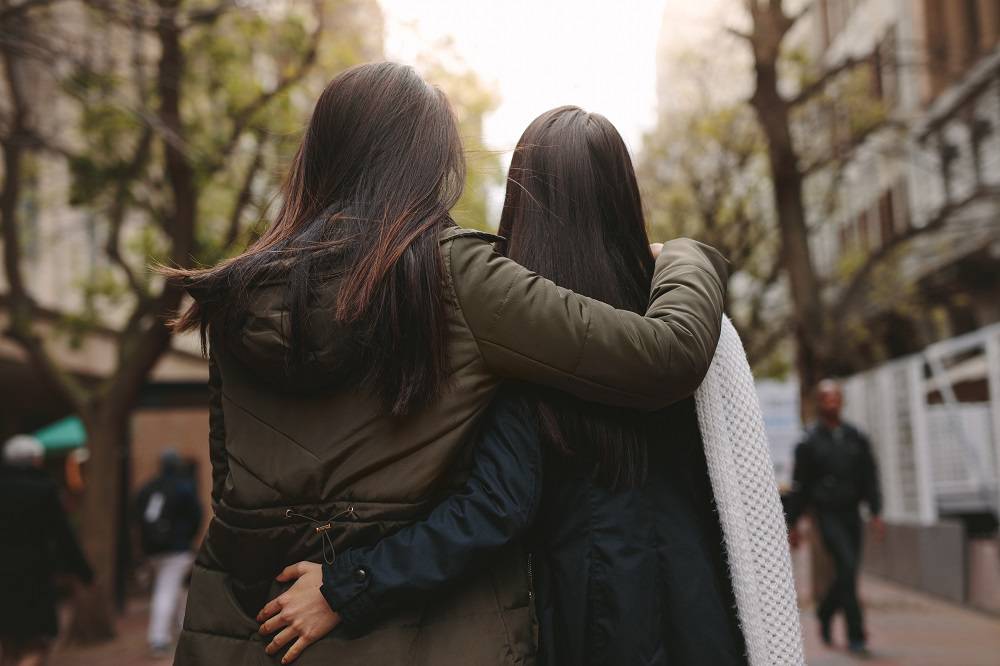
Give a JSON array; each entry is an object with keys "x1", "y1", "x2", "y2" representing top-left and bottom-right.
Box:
[{"x1": 694, "y1": 317, "x2": 806, "y2": 666}]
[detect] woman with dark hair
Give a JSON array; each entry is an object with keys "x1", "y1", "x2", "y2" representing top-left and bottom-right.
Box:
[
  {"x1": 496, "y1": 107, "x2": 747, "y2": 665},
  {"x1": 274, "y1": 106, "x2": 750, "y2": 665},
  {"x1": 170, "y1": 63, "x2": 728, "y2": 665}
]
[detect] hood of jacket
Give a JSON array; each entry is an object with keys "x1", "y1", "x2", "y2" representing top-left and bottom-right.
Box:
[{"x1": 190, "y1": 272, "x2": 367, "y2": 395}]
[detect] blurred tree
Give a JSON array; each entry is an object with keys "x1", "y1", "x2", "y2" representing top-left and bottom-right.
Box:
[
  {"x1": 639, "y1": 99, "x2": 791, "y2": 374},
  {"x1": 734, "y1": 0, "x2": 882, "y2": 408},
  {"x1": 733, "y1": 0, "x2": 994, "y2": 411},
  {"x1": 642, "y1": 1, "x2": 958, "y2": 402},
  {"x1": 0, "y1": 0, "x2": 382, "y2": 640},
  {"x1": 420, "y1": 40, "x2": 502, "y2": 230},
  {"x1": 646, "y1": 0, "x2": 998, "y2": 414}
]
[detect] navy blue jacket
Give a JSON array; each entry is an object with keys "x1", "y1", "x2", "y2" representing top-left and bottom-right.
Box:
[
  {"x1": 136, "y1": 471, "x2": 204, "y2": 555},
  {"x1": 323, "y1": 393, "x2": 746, "y2": 665}
]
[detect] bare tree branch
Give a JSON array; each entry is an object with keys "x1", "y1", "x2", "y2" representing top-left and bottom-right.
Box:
[
  {"x1": 745, "y1": 252, "x2": 785, "y2": 330},
  {"x1": 83, "y1": 0, "x2": 236, "y2": 31},
  {"x1": 105, "y1": 128, "x2": 153, "y2": 296},
  {"x1": 107, "y1": 0, "x2": 194, "y2": 399},
  {"x1": 225, "y1": 135, "x2": 264, "y2": 249},
  {"x1": 785, "y1": 3, "x2": 811, "y2": 28},
  {"x1": 184, "y1": 1, "x2": 233, "y2": 27},
  {"x1": 726, "y1": 26, "x2": 753, "y2": 42},
  {"x1": 745, "y1": 322, "x2": 790, "y2": 367},
  {"x1": 832, "y1": 184, "x2": 1000, "y2": 320},
  {"x1": 206, "y1": 4, "x2": 324, "y2": 173},
  {"x1": 0, "y1": 0, "x2": 60, "y2": 22},
  {"x1": 0, "y1": 33, "x2": 87, "y2": 408},
  {"x1": 789, "y1": 54, "x2": 870, "y2": 108},
  {"x1": 801, "y1": 117, "x2": 905, "y2": 176}
]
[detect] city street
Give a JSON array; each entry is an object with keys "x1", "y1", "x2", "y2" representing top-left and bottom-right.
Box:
[
  {"x1": 4, "y1": 1, "x2": 1000, "y2": 665},
  {"x1": 51, "y1": 574, "x2": 1000, "y2": 665}
]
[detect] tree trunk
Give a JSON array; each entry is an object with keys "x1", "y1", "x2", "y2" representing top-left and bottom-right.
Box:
[
  {"x1": 747, "y1": 2, "x2": 828, "y2": 420},
  {"x1": 68, "y1": 406, "x2": 129, "y2": 642}
]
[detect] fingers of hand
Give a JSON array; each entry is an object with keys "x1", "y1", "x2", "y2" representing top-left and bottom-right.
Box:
[
  {"x1": 265, "y1": 625, "x2": 298, "y2": 656},
  {"x1": 276, "y1": 562, "x2": 303, "y2": 582},
  {"x1": 259, "y1": 607, "x2": 291, "y2": 635},
  {"x1": 256, "y1": 594, "x2": 286, "y2": 623},
  {"x1": 281, "y1": 635, "x2": 314, "y2": 664}
]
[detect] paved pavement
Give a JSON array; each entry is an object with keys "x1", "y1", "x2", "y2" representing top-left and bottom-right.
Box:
[
  {"x1": 800, "y1": 575, "x2": 1000, "y2": 666},
  {"x1": 49, "y1": 575, "x2": 1000, "y2": 665},
  {"x1": 50, "y1": 599, "x2": 166, "y2": 666}
]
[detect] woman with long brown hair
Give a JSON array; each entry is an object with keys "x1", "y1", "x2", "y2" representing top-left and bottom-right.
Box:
[{"x1": 170, "y1": 64, "x2": 728, "y2": 665}]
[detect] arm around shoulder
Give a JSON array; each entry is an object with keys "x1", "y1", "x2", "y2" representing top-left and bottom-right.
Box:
[
  {"x1": 446, "y1": 233, "x2": 729, "y2": 411},
  {"x1": 319, "y1": 390, "x2": 542, "y2": 629}
]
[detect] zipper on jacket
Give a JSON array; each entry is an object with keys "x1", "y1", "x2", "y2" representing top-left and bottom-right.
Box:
[
  {"x1": 284, "y1": 505, "x2": 358, "y2": 564},
  {"x1": 526, "y1": 552, "x2": 535, "y2": 602}
]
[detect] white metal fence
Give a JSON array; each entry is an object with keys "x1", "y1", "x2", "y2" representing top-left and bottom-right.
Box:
[{"x1": 841, "y1": 323, "x2": 1000, "y2": 524}]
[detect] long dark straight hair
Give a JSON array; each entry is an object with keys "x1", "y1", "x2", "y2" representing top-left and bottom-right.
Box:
[
  {"x1": 499, "y1": 106, "x2": 655, "y2": 489},
  {"x1": 168, "y1": 62, "x2": 465, "y2": 415}
]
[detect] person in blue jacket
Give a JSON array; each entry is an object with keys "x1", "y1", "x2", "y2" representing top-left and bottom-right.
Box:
[{"x1": 259, "y1": 107, "x2": 745, "y2": 665}]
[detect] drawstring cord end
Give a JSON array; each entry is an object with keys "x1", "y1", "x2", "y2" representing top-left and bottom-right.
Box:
[{"x1": 284, "y1": 506, "x2": 359, "y2": 566}]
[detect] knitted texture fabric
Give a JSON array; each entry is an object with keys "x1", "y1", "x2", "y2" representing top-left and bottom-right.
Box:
[{"x1": 694, "y1": 317, "x2": 805, "y2": 666}]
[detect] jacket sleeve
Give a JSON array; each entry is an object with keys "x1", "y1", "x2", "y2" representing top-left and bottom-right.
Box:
[
  {"x1": 445, "y1": 234, "x2": 728, "y2": 411},
  {"x1": 319, "y1": 393, "x2": 542, "y2": 630},
  {"x1": 858, "y1": 431, "x2": 883, "y2": 517},
  {"x1": 207, "y1": 352, "x2": 229, "y2": 504},
  {"x1": 785, "y1": 438, "x2": 813, "y2": 526}
]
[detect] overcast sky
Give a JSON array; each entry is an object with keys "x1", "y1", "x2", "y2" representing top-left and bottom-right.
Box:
[{"x1": 377, "y1": 0, "x2": 736, "y2": 154}]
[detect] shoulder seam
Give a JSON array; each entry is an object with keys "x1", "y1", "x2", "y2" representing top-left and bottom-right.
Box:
[
  {"x1": 443, "y1": 237, "x2": 490, "y2": 369},
  {"x1": 439, "y1": 227, "x2": 504, "y2": 245}
]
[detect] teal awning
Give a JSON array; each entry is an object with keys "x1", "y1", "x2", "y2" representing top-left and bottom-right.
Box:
[{"x1": 33, "y1": 416, "x2": 87, "y2": 451}]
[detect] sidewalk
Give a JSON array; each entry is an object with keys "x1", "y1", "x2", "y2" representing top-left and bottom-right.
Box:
[
  {"x1": 50, "y1": 575, "x2": 1000, "y2": 665},
  {"x1": 51, "y1": 599, "x2": 168, "y2": 666},
  {"x1": 800, "y1": 575, "x2": 1000, "y2": 666}
]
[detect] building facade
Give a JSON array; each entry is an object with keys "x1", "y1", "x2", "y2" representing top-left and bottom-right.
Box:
[
  {"x1": 809, "y1": 0, "x2": 1000, "y2": 359},
  {"x1": 808, "y1": 0, "x2": 1000, "y2": 611}
]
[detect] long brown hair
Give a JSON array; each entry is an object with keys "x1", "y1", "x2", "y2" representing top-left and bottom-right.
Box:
[
  {"x1": 499, "y1": 106, "x2": 655, "y2": 489},
  {"x1": 169, "y1": 62, "x2": 465, "y2": 415}
]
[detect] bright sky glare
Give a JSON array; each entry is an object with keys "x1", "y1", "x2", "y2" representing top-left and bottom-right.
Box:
[{"x1": 377, "y1": 0, "x2": 735, "y2": 154}]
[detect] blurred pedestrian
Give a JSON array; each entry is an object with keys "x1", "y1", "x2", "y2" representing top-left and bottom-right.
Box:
[
  {"x1": 0, "y1": 435, "x2": 93, "y2": 666},
  {"x1": 135, "y1": 450, "x2": 203, "y2": 658},
  {"x1": 787, "y1": 380, "x2": 885, "y2": 656}
]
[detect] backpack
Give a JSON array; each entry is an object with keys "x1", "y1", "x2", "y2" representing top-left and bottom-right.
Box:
[{"x1": 139, "y1": 482, "x2": 177, "y2": 555}]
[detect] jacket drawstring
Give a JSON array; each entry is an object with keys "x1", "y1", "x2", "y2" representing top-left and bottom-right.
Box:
[{"x1": 284, "y1": 506, "x2": 358, "y2": 565}]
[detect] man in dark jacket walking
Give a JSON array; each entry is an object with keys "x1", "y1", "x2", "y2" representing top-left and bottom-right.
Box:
[
  {"x1": 135, "y1": 450, "x2": 202, "y2": 657},
  {"x1": 787, "y1": 380, "x2": 884, "y2": 656},
  {"x1": 0, "y1": 435, "x2": 93, "y2": 666}
]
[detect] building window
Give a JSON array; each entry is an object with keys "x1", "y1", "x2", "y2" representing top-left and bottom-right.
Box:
[
  {"x1": 879, "y1": 190, "x2": 896, "y2": 247},
  {"x1": 963, "y1": 0, "x2": 982, "y2": 62},
  {"x1": 923, "y1": 0, "x2": 1000, "y2": 104},
  {"x1": 858, "y1": 208, "x2": 873, "y2": 253},
  {"x1": 892, "y1": 178, "x2": 911, "y2": 235},
  {"x1": 820, "y1": 0, "x2": 864, "y2": 47},
  {"x1": 873, "y1": 27, "x2": 899, "y2": 108}
]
